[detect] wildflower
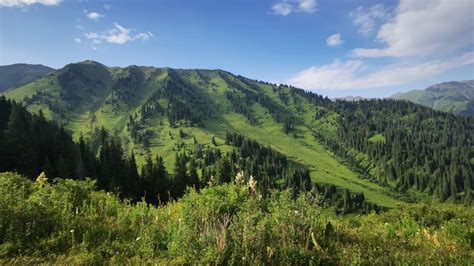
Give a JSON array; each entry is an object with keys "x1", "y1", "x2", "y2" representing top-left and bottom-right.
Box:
[
  {"x1": 294, "y1": 210, "x2": 299, "y2": 214},
  {"x1": 36, "y1": 171, "x2": 48, "y2": 187},
  {"x1": 208, "y1": 175, "x2": 216, "y2": 187},
  {"x1": 235, "y1": 171, "x2": 244, "y2": 186},
  {"x1": 70, "y1": 229, "x2": 75, "y2": 233},
  {"x1": 247, "y1": 175, "x2": 257, "y2": 192},
  {"x1": 136, "y1": 237, "x2": 141, "y2": 241}
]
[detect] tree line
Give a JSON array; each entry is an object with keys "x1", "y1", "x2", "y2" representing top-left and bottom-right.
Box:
[{"x1": 0, "y1": 95, "x2": 375, "y2": 213}]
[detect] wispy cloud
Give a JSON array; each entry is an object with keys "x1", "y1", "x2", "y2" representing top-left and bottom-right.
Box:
[
  {"x1": 0, "y1": 0, "x2": 61, "y2": 7},
  {"x1": 349, "y1": 4, "x2": 390, "y2": 36},
  {"x1": 289, "y1": 0, "x2": 474, "y2": 91},
  {"x1": 288, "y1": 52, "x2": 474, "y2": 90},
  {"x1": 103, "y1": 3, "x2": 111, "y2": 10},
  {"x1": 74, "y1": 38, "x2": 81, "y2": 44},
  {"x1": 83, "y1": 22, "x2": 153, "y2": 46},
  {"x1": 352, "y1": 0, "x2": 474, "y2": 58},
  {"x1": 272, "y1": 0, "x2": 317, "y2": 16},
  {"x1": 298, "y1": 0, "x2": 316, "y2": 13},
  {"x1": 272, "y1": 2, "x2": 292, "y2": 16},
  {"x1": 86, "y1": 11, "x2": 103, "y2": 21},
  {"x1": 326, "y1": 34, "x2": 342, "y2": 47}
]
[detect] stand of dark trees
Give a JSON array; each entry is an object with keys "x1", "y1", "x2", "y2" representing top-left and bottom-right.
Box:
[{"x1": 276, "y1": 83, "x2": 474, "y2": 204}]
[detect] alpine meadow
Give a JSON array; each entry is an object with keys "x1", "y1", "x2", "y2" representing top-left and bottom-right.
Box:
[{"x1": 1, "y1": 0, "x2": 473, "y2": 264}]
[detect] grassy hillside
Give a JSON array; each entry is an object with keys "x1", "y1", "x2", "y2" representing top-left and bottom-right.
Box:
[
  {"x1": 1, "y1": 172, "x2": 473, "y2": 264},
  {"x1": 391, "y1": 80, "x2": 474, "y2": 116},
  {"x1": 0, "y1": 63, "x2": 54, "y2": 92},
  {"x1": 2, "y1": 61, "x2": 407, "y2": 208}
]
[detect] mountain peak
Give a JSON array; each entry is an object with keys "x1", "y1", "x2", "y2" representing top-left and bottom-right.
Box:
[
  {"x1": 391, "y1": 80, "x2": 474, "y2": 116},
  {"x1": 76, "y1": 60, "x2": 105, "y2": 66},
  {"x1": 0, "y1": 63, "x2": 54, "y2": 92}
]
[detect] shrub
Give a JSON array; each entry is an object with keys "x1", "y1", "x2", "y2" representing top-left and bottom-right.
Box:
[{"x1": 0, "y1": 172, "x2": 473, "y2": 264}]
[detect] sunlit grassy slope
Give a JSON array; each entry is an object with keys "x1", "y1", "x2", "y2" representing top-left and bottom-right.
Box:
[
  {"x1": 391, "y1": 80, "x2": 474, "y2": 116},
  {"x1": 3, "y1": 61, "x2": 405, "y2": 207}
]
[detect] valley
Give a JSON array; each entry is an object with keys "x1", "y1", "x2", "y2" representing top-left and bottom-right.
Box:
[{"x1": 3, "y1": 61, "x2": 410, "y2": 208}]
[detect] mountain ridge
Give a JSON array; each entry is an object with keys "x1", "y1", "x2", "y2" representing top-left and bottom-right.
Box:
[
  {"x1": 0, "y1": 63, "x2": 54, "y2": 92},
  {"x1": 1, "y1": 61, "x2": 404, "y2": 207},
  {"x1": 3, "y1": 61, "x2": 473, "y2": 207},
  {"x1": 391, "y1": 80, "x2": 474, "y2": 116}
]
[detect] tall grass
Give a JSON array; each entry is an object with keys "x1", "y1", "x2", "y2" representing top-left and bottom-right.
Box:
[{"x1": 0, "y1": 172, "x2": 472, "y2": 264}]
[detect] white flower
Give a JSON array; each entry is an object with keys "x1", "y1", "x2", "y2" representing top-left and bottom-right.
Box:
[
  {"x1": 208, "y1": 175, "x2": 216, "y2": 187},
  {"x1": 247, "y1": 175, "x2": 257, "y2": 192},
  {"x1": 136, "y1": 237, "x2": 141, "y2": 241},
  {"x1": 70, "y1": 229, "x2": 75, "y2": 233},
  {"x1": 235, "y1": 171, "x2": 245, "y2": 185},
  {"x1": 294, "y1": 210, "x2": 299, "y2": 214}
]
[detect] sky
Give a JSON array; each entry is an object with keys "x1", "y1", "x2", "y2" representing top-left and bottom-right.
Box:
[{"x1": 0, "y1": 0, "x2": 473, "y2": 98}]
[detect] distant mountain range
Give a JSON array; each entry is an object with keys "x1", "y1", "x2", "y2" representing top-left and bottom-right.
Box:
[
  {"x1": 334, "y1": 96, "x2": 366, "y2": 102},
  {"x1": 0, "y1": 63, "x2": 54, "y2": 92},
  {"x1": 391, "y1": 80, "x2": 474, "y2": 116}
]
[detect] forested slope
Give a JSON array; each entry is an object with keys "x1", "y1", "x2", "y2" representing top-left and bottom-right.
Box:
[
  {"x1": 0, "y1": 64, "x2": 54, "y2": 92},
  {"x1": 3, "y1": 61, "x2": 473, "y2": 206},
  {"x1": 391, "y1": 80, "x2": 474, "y2": 116}
]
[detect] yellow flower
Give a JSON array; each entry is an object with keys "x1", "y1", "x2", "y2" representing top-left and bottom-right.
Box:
[{"x1": 36, "y1": 171, "x2": 48, "y2": 187}]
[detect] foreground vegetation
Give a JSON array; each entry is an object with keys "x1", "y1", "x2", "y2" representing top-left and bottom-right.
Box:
[{"x1": 1, "y1": 172, "x2": 472, "y2": 264}]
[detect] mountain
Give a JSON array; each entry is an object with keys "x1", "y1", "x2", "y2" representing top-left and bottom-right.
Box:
[
  {"x1": 334, "y1": 96, "x2": 367, "y2": 101},
  {"x1": 0, "y1": 63, "x2": 54, "y2": 92},
  {"x1": 3, "y1": 61, "x2": 473, "y2": 207},
  {"x1": 391, "y1": 80, "x2": 474, "y2": 116}
]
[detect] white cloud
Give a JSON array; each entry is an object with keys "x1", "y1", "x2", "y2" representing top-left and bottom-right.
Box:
[
  {"x1": 103, "y1": 3, "x2": 111, "y2": 10},
  {"x1": 352, "y1": 0, "x2": 474, "y2": 58},
  {"x1": 84, "y1": 22, "x2": 153, "y2": 45},
  {"x1": 0, "y1": 0, "x2": 60, "y2": 7},
  {"x1": 85, "y1": 32, "x2": 102, "y2": 44},
  {"x1": 298, "y1": 0, "x2": 316, "y2": 13},
  {"x1": 86, "y1": 12, "x2": 103, "y2": 21},
  {"x1": 326, "y1": 34, "x2": 342, "y2": 47},
  {"x1": 272, "y1": 0, "x2": 317, "y2": 16},
  {"x1": 288, "y1": 52, "x2": 474, "y2": 90},
  {"x1": 272, "y1": 2, "x2": 292, "y2": 16},
  {"x1": 105, "y1": 23, "x2": 134, "y2": 44},
  {"x1": 349, "y1": 4, "x2": 390, "y2": 36},
  {"x1": 74, "y1": 38, "x2": 81, "y2": 44}
]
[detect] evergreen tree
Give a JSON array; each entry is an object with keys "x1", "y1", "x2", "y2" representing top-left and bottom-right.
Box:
[{"x1": 188, "y1": 158, "x2": 199, "y2": 188}]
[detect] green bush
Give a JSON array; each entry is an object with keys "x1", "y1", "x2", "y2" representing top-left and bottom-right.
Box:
[{"x1": 0, "y1": 172, "x2": 473, "y2": 264}]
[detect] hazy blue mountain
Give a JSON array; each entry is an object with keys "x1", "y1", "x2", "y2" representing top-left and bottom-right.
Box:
[{"x1": 0, "y1": 63, "x2": 54, "y2": 92}]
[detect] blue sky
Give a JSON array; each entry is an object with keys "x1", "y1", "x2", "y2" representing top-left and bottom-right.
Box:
[{"x1": 1, "y1": 0, "x2": 473, "y2": 98}]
